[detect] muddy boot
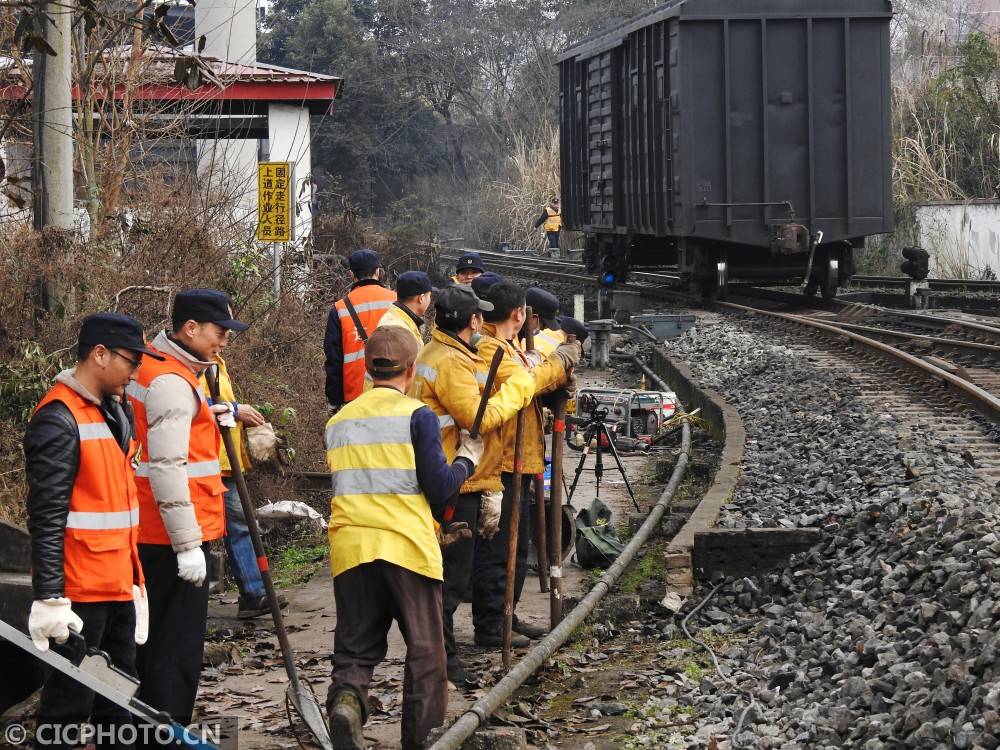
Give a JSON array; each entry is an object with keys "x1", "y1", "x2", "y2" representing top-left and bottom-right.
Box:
[{"x1": 328, "y1": 689, "x2": 365, "y2": 750}]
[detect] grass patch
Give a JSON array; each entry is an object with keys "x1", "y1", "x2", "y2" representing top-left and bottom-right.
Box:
[
  {"x1": 618, "y1": 540, "x2": 666, "y2": 594},
  {"x1": 271, "y1": 542, "x2": 327, "y2": 588}
]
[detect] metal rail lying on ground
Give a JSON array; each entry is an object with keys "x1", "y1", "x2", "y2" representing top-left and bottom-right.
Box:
[{"x1": 428, "y1": 419, "x2": 692, "y2": 750}]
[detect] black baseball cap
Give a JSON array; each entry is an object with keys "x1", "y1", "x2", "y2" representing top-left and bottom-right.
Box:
[
  {"x1": 396, "y1": 270, "x2": 437, "y2": 298},
  {"x1": 171, "y1": 289, "x2": 248, "y2": 331},
  {"x1": 526, "y1": 287, "x2": 562, "y2": 330},
  {"x1": 435, "y1": 285, "x2": 493, "y2": 323},
  {"x1": 349, "y1": 248, "x2": 381, "y2": 276},
  {"x1": 78, "y1": 313, "x2": 165, "y2": 359},
  {"x1": 560, "y1": 316, "x2": 589, "y2": 343},
  {"x1": 456, "y1": 252, "x2": 485, "y2": 273},
  {"x1": 470, "y1": 272, "x2": 503, "y2": 299}
]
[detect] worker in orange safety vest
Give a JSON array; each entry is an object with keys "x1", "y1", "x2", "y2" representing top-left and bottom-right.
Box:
[
  {"x1": 25, "y1": 312, "x2": 162, "y2": 746},
  {"x1": 324, "y1": 248, "x2": 397, "y2": 411}
]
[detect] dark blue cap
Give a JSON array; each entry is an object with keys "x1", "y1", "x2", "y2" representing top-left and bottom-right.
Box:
[
  {"x1": 396, "y1": 271, "x2": 437, "y2": 298},
  {"x1": 526, "y1": 287, "x2": 562, "y2": 330},
  {"x1": 171, "y1": 289, "x2": 248, "y2": 332},
  {"x1": 560, "y1": 316, "x2": 589, "y2": 343},
  {"x1": 349, "y1": 248, "x2": 381, "y2": 276},
  {"x1": 456, "y1": 252, "x2": 485, "y2": 273},
  {"x1": 470, "y1": 272, "x2": 503, "y2": 299},
  {"x1": 79, "y1": 313, "x2": 164, "y2": 359}
]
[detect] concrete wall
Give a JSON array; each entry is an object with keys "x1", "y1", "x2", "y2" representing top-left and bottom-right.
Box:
[
  {"x1": 267, "y1": 104, "x2": 313, "y2": 242},
  {"x1": 916, "y1": 202, "x2": 1000, "y2": 278}
]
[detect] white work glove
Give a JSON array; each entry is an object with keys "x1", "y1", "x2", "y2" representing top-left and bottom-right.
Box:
[
  {"x1": 552, "y1": 341, "x2": 583, "y2": 369},
  {"x1": 133, "y1": 585, "x2": 148, "y2": 645},
  {"x1": 28, "y1": 598, "x2": 83, "y2": 652},
  {"x1": 477, "y1": 490, "x2": 503, "y2": 540},
  {"x1": 455, "y1": 429, "x2": 484, "y2": 469},
  {"x1": 210, "y1": 402, "x2": 236, "y2": 428},
  {"x1": 524, "y1": 350, "x2": 544, "y2": 367},
  {"x1": 176, "y1": 547, "x2": 207, "y2": 587}
]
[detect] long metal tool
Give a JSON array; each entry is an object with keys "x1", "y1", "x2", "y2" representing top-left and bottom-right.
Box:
[
  {"x1": 523, "y1": 321, "x2": 548, "y2": 594},
  {"x1": 502, "y1": 307, "x2": 532, "y2": 669},
  {"x1": 0, "y1": 622, "x2": 220, "y2": 749},
  {"x1": 548, "y1": 333, "x2": 575, "y2": 627},
  {"x1": 204, "y1": 368, "x2": 333, "y2": 750}
]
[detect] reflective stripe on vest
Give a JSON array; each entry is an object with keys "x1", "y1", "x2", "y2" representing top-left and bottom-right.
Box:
[
  {"x1": 129, "y1": 346, "x2": 226, "y2": 545},
  {"x1": 416, "y1": 363, "x2": 481, "y2": 385},
  {"x1": 66, "y1": 508, "x2": 139, "y2": 531},
  {"x1": 535, "y1": 329, "x2": 565, "y2": 357},
  {"x1": 334, "y1": 285, "x2": 397, "y2": 403},
  {"x1": 33, "y1": 382, "x2": 139, "y2": 602}
]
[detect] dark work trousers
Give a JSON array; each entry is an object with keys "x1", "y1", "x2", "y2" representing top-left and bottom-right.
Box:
[
  {"x1": 135, "y1": 542, "x2": 211, "y2": 740},
  {"x1": 328, "y1": 560, "x2": 447, "y2": 750},
  {"x1": 38, "y1": 601, "x2": 136, "y2": 749},
  {"x1": 442, "y1": 492, "x2": 480, "y2": 666},
  {"x1": 472, "y1": 473, "x2": 531, "y2": 634},
  {"x1": 546, "y1": 231, "x2": 560, "y2": 250}
]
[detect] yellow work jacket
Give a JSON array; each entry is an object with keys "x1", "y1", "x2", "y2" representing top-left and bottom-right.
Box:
[
  {"x1": 543, "y1": 207, "x2": 562, "y2": 233},
  {"x1": 325, "y1": 387, "x2": 442, "y2": 581},
  {"x1": 410, "y1": 328, "x2": 534, "y2": 493},
  {"x1": 199, "y1": 356, "x2": 251, "y2": 475},
  {"x1": 534, "y1": 327, "x2": 565, "y2": 358},
  {"x1": 477, "y1": 324, "x2": 565, "y2": 478},
  {"x1": 362, "y1": 303, "x2": 425, "y2": 394}
]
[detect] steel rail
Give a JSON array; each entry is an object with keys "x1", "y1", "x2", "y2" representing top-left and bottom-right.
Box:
[
  {"x1": 428, "y1": 419, "x2": 692, "y2": 750},
  {"x1": 815, "y1": 320, "x2": 1000, "y2": 355},
  {"x1": 851, "y1": 275, "x2": 1000, "y2": 292},
  {"x1": 716, "y1": 301, "x2": 1000, "y2": 421}
]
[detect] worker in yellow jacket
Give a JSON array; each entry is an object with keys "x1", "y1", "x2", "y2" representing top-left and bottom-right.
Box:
[
  {"x1": 410, "y1": 284, "x2": 534, "y2": 686},
  {"x1": 324, "y1": 327, "x2": 483, "y2": 750},
  {"x1": 471, "y1": 280, "x2": 581, "y2": 647},
  {"x1": 364, "y1": 270, "x2": 436, "y2": 393}
]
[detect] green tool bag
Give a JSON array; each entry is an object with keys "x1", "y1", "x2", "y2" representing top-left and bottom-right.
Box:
[{"x1": 574, "y1": 498, "x2": 625, "y2": 569}]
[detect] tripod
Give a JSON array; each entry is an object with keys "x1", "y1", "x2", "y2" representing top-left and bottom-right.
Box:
[{"x1": 567, "y1": 415, "x2": 640, "y2": 511}]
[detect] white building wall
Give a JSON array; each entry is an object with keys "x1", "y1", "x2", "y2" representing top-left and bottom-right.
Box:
[
  {"x1": 267, "y1": 104, "x2": 313, "y2": 243},
  {"x1": 916, "y1": 202, "x2": 1000, "y2": 278}
]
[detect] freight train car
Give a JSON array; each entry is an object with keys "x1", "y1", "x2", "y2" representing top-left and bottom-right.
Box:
[{"x1": 558, "y1": 0, "x2": 894, "y2": 298}]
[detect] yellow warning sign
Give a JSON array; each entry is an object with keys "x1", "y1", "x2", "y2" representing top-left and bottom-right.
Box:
[{"x1": 257, "y1": 161, "x2": 293, "y2": 242}]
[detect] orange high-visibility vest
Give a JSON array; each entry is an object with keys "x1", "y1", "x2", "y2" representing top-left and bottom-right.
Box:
[
  {"x1": 543, "y1": 207, "x2": 562, "y2": 233},
  {"x1": 128, "y1": 346, "x2": 226, "y2": 545},
  {"x1": 333, "y1": 283, "x2": 396, "y2": 403},
  {"x1": 34, "y1": 383, "x2": 143, "y2": 602}
]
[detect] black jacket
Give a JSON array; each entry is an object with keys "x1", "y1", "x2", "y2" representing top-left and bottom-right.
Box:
[{"x1": 24, "y1": 394, "x2": 133, "y2": 599}]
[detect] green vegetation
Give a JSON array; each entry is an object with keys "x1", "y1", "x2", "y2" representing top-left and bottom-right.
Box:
[{"x1": 271, "y1": 543, "x2": 327, "y2": 588}]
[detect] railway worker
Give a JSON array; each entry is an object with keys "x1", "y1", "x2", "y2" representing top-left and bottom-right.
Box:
[
  {"x1": 409, "y1": 285, "x2": 536, "y2": 686},
  {"x1": 324, "y1": 248, "x2": 396, "y2": 412},
  {"x1": 324, "y1": 326, "x2": 484, "y2": 750},
  {"x1": 127, "y1": 289, "x2": 247, "y2": 733},
  {"x1": 24, "y1": 313, "x2": 159, "y2": 748},
  {"x1": 376, "y1": 270, "x2": 436, "y2": 349},
  {"x1": 451, "y1": 251, "x2": 486, "y2": 285},
  {"x1": 471, "y1": 281, "x2": 582, "y2": 647},
  {"x1": 198, "y1": 358, "x2": 288, "y2": 619},
  {"x1": 533, "y1": 197, "x2": 563, "y2": 258},
  {"x1": 524, "y1": 287, "x2": 565, "y2": 359}
]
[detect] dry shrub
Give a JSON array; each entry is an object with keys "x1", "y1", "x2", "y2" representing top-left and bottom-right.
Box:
[
  {"x1": 470, "y1": 123, "x2": 580, "y2": 253},
  {"x1": 0, "y1": 178, "x2": 437, "y2": 522}
]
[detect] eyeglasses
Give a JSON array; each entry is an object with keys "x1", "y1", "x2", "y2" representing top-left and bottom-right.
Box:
[{"x1": 110, "y1": 350, "x2": 142, "y2": 372}]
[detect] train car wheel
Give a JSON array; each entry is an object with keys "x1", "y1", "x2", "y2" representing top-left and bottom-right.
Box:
[{"x1": 821, "y1": 259, "x2": 840, "y2": 300}]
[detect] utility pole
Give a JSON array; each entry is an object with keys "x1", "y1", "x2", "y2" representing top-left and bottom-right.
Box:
[
  {"x1": 31, "y1": 0, "x2": 75, "y2": 317},
  {"x1": 32, "y1": 0, "x2": 75, "y2": 232}
]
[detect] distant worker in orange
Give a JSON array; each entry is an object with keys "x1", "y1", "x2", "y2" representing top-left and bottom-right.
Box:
[{"x1": 324, "y1": 249, "x2": 397, "y2": 412}]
